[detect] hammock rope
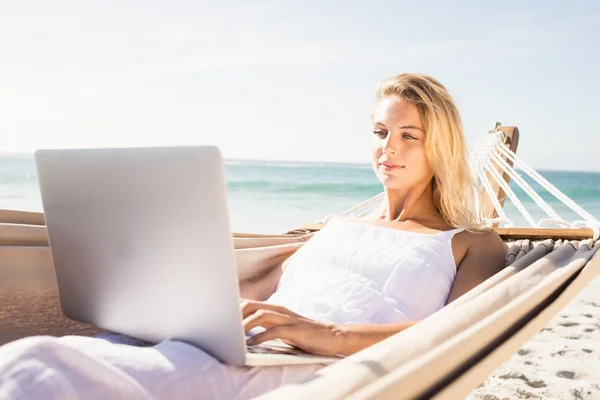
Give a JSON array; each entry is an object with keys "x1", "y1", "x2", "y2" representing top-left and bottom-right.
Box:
[
  {"x1": 478, "y1": 169, "x2": 512, "y2": 227},
  {"x1": 490, "y1": 152, "x2": 562, "y2": 221}
]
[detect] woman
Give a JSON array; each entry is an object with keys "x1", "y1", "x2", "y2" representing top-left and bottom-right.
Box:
[
  {"x1": 0, "y1": 73, "x2": 505, "y2": 399},
  {"x1": 240, "y1": 73, "x2": 505, "y2": 357}
]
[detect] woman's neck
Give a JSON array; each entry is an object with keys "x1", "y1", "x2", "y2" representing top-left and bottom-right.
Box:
[{"x1": 377, "y1": 182, "x2": 441, "y2": 224}]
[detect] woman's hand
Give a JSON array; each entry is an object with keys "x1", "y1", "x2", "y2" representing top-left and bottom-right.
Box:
[{"x1": 240, "y1": 299, "x2": 344, "y2": 356}]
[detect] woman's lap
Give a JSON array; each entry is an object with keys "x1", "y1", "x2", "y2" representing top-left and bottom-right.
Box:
[{"x1": 0, "y1": 333, "x2": 323, "y2": 400}]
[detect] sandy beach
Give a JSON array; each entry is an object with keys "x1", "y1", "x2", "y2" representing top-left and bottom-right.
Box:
[{"x1": 467, "y1": 275, "x2": 600, "y2": 400}]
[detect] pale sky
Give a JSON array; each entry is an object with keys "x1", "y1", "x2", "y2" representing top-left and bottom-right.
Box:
[{"x1": 1, "y1": 1, "x2": 599, "y2": 171}]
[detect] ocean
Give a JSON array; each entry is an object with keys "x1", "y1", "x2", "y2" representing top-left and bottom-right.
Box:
[{"x1": 1, "y1": 154, "x2": 599, "y2": 234}]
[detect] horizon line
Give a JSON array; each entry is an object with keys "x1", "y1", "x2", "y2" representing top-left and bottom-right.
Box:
[{"x1": 1, "y1": 151, "x2": 599, "y2": 174}]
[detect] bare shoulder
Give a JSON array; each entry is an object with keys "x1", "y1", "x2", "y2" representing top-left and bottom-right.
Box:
[
  {"x1": 446, "y1": 229, "x2": 506, "y2": 303},
  {"x1": 463, "y1": 229, "x2": 504, "y2": 252},
  {"x1": 455, "y1": 229, "x2": 505, "y2": 259}
]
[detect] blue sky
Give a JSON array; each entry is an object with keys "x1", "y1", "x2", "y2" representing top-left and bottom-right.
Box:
[{"x1": 1, "y1": 1, "x2": 599, "y2": 171}]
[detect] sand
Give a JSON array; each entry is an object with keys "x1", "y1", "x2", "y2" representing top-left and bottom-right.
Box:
[{"x1": 467, "y1": 275, "x2": 600, "y2": 400}]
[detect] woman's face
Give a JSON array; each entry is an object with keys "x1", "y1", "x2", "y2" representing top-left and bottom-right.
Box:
[{"x1": 371, "y1": 96, "x2": 434, "y2": 191}]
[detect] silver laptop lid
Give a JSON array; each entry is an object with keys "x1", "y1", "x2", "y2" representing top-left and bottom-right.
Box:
[{"x1": 35, "y1": 146, "x2": 247, "y2": 365}]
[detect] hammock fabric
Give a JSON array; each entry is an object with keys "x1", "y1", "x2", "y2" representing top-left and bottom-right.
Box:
[{"x1": 258, "y1": 237, "x2": 600, "y2": 399}]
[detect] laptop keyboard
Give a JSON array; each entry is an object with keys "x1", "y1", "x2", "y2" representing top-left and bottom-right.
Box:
[{"x1": 246, "y1": 340, "x2": 307, "y2": 355}]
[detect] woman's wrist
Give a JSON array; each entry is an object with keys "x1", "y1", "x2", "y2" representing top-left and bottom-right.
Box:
[
  {"x1": 329, "y1": 321, "x2": 420, "y2": 356},
  {"x1": 329, "y1": 323, "x2": 360, "y2": 356}
]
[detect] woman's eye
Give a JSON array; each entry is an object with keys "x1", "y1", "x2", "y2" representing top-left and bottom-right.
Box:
[
  {"x1": 403, "y1": 133, "x2": 416, "y2": 140},
  {"x1": 373, "y1": 130, "x2": 387, "y2": 138}
]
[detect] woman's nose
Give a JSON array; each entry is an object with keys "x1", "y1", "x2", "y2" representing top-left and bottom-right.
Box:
[{"x1": 382, "y1": 136, "x2": 398, "y2": 155}]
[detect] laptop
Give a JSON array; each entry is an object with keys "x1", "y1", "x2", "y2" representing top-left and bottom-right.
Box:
[{"x1": 34, "y1": 146, "x2": 340, "y2": 367}]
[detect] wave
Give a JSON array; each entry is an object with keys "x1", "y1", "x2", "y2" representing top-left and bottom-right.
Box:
[
  {"x1": 228, "y1": 180, "x2": 382, "y2": 195},
  {"x1": 1, "y1": 156, "x2": 598, "y2": 201},
  {"x1": 509, "y1": 185, "x2": 600, "y2": 202},
  {"x1": 225, "y1": 161, "x2": 372, "y2": 170},
  {"x1": 228, "y1": 180, "x2": 600, "y2": 199},
  {"x1": 0, "y1": 173, "x2": 38, "y2": 184}
]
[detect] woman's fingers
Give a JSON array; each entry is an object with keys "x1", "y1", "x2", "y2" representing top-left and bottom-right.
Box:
[
  {"x1": 240, "y1": 299, "x2": 274, "y2": 319},
  {"x1": 240, "y1": 305, "x2": 342, "y2": 355},
  {"x1": 246, "y1": 325, "x2": 296, "y2": 346},
  {"x1": 243, "y1": 309, "x2": 293, "y2": 333},
  {"x1": 239, "y1": 299, "x2": 298, "y2": 319}
]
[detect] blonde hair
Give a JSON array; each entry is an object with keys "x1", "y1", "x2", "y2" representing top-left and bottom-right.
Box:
[{"x1": 375, "y1": 73, "x2": 485, "y2": 231}]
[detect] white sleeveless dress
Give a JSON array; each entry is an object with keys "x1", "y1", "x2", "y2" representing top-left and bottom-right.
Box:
[
  {"x1": 268, "y1": 217, "x2": 461, "y2": 324},
  {"x1": 0, "y1": 218, "x2": 463, "y2": 400}
]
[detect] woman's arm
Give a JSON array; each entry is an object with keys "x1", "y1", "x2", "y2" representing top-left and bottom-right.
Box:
[
  {"x1": 331, "y1": 321, "x2": 419, "y2": 355},
  {"x1": 241, "y1": 300, "x2": 418, "y2": 356},
  {"x1": 238, "y1": 257, "x2": 293, "y2": 301},
  {"x1": 445, "y1": 230, "x2": 506, "y2": 304},
  {"x1": 239, "y1": 265, "x2": 283, "y2": 301},
  {"x1": 242, "y1": 230, "x2": 506, "y2": 356}
]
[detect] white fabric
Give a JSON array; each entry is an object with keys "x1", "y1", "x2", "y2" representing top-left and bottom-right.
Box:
[
  {"x1": 0, "y1": 334, "x2": 321, "y2": 400},
  {"x1": 269, "y1": 218, "x2": 461, "y2": 323},
  {"x1": 0, "y1": 219, "x2": 462, "y2": 400}
]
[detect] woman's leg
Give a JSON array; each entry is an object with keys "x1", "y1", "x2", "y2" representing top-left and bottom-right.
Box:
[
  {"x1": 0, "y1": 336, "x2": 152, "y2": 400},
  {"x1": 0, "y1": 334, "x2": 323, "y2": 400}
]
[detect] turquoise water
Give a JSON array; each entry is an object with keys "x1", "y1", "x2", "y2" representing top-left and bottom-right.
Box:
[{"x1": 1, "y1": 155, "x2": 599, "y2": 233}]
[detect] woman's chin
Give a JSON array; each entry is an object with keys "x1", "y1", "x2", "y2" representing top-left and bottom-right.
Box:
[{"x1": 377, "y1": 175, "x2": 402, "y2": 189}]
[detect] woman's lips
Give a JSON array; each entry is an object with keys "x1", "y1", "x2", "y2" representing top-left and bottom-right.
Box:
[{"x1": 379, "y1": 162, "x2": 402, "y2": 171}]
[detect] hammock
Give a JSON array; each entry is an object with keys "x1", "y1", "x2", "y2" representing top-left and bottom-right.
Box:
[{"x1": 1, "y1": 124, "x2": 599, "y2": 399}]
